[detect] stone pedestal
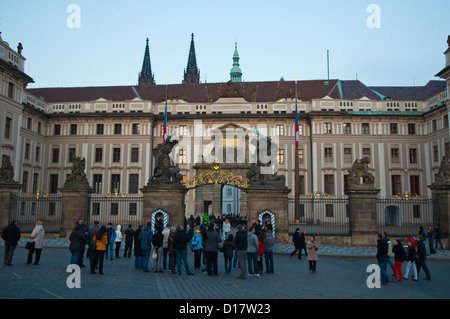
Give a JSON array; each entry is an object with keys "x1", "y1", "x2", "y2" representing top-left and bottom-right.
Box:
[
  {"x1": 0, "y1": 182, "x2": 22, "y2": 230},
  {"x1": 59, "y1": 184, "x2": 93, "y2": 238},
  {"x1": 244, "y1": 183, "x2": 291, "y2": 243},
  {"x1": 347, "y1": 186, "x2": 380, "y2": 246},
  {"x1": 141, "y1": 182, "x2": 187, "y2": 228},
  {"x1": 428, "y1": 183, "x2": 450, "y2": 248}
]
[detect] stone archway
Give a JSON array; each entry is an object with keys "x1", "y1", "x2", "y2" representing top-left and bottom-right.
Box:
[{"x1": 258, "y1": 209, "x2": 276, "y2": 237}]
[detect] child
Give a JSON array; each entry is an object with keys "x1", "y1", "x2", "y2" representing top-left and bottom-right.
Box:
[
  {"x1": 392, "y1": 239, "x2": 406, "y2": 281},
  {"x1": 403, "y1": 239, "x2": 418, "y2": 281}
]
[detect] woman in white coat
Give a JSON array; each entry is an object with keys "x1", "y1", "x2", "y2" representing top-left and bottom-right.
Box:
[
  {"x1": 223, "y1": 219, "x2": 231, "y2": 239},
  {"x1": 115, "y1": 225, "x2": 122, "y2": 258},
  {"x1": 27, "y1": 220, "x2": 45, "y2": 265}
]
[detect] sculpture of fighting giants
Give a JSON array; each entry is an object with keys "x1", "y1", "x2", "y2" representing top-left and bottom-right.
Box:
[
  {"x1": 150, "y1": 136, "x2": 183, "y2": 183},
  {"x1": 0, "y1": 157, "x2": 15, "y2": 184},
  {"x1": 65, "y1": 155, "x2": 89, "y2": 186},
  {"x1": 436, "y1": 155, "x2": 450, "y2": 184},
  {"x1": 347, "y1": 157, "x2": 375, "y2": 186},
  {"x1": 247, "y1": 136, "x2": 286, "y2": 185}
]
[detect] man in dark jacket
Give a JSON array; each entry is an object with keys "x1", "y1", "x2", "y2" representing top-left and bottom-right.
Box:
[
  {"x1": 290, "y1": 228, "x2": 301, "y2": 259},
  {"x1": 173, "y1": 225, "x2": 193, "y2": 275},
  {"x1": 234, "y1": 224, "x2": 248, "y2": 279},
  {"x1": 2, "y1": 220, "x2": 21, "y2": 266},
  {"x1": 416, "y1": 235, "x2": 431, "y2": 280},
  {"x1": 123, "y1": 224, "x2": 135, "y2": 258},
  {"x1": 376, "y1": 233, "x2": 389, "y2": 284},
  {"x1": 139, "y1": 223, "x2": 153, "y2": 272},
  {"x1": 204, "y1": 225, "x2": 221, "y2": 276}
]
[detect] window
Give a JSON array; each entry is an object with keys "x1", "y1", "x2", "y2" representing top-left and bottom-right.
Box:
[
  {"x1": 344, "y1": 148, "x2": 352, "y2": 164},
  {"x1": 179, "y1": 125, "x2": 188, "y2": 136},
  {"x1": 410, "y1": 175, "x2": 420, "y2": 196},
  {"x1": 277, "y1": 149, "x2": 284, "y2": 164},
  {"x1": 93, "y1": 174, "x2": 102, "y2": 193},
  {"x1": 343, "y1": 123, "x2": 352, "y2": 134},
  {"x1": 324, "y1": 147, "x2": 333, "y2": 163},
  {"x1": 391, "y1": 148, "x2": 399, "y2": 164},
  {"x1": 131, "y1": 148, "x2": 139, "y2": 163},
  {"x1": 433, "y1": 145, "x2": 439, "y2": 162},
  {"x1": 413, "y1": 205, "x2": 421, "y2": 219},
  {"x1": 92, "y1": 203, "x2": 100, "y2": 215},
  {"x1": 96, "y1": 124, "x2": 104, "y2": 135},
  {"x1": 276, "y1": 124, "x2": 284, "y2": 136},
  {"x1": 444, "y1": 115, "x2": 449, "y2": 128},
  {"x1": 298, "y1": 175, "x2": 305, "y2": 195},
  {"x1": 8, "y1": 82, "x2": 14, "y2": 99},
  {"x1": 344, "y1": 174, "x2": 350, "y2": 193},
  {"x1": 52, "y1": 148, "x2": 60, "y2": 163},
  {"x1": 25, "y1": 143, "x2": 30, "y2": 160},
  {"x1": 390, "y1": 123, "x2": 398, "y2": 134},
  {"x1": 408, "y1": 123, "x2": 416, "y2": 135},
  {"x1": 54, "y1": 124, "x2": 61, "y2": 135},
  {"x1": 22, "y1": 171, "x2": 28, "y2": 193},
  {"x1": 324, "y1": 123, "x2": 332, "y2": 134},
  {"x1": 298, "y1": 149, "x2": 304, "y2": 165},
  {"x1": 324, "y1": 175, "x2": 334, "y2": 195},
  {"x1": 432, "y1": 119, "x2": 437, "y2": 132},
  {"x1": 361, "y1": 123, "x2": 370, "y2": 134},
  {"x1": 95, "y1": 148, "x2": 103, "y2": 162},
  {"x1": 325, "y1": 204, "x2": 334, "y2": 218},
  {"x1": 129, "y1": 174, "x2": 139, "y2": 194},
  {"x1": 111, "y1": 174, "x2": 120, "y2": 192},
  {"x1": 129, "y1": 123, "x2": 139, "y2": 135},
  {"x1": 35, "y1": 146, "x2": 40, "y2": 162},
  {"x1": 113, "y1": 148, "x2": 121, "y2": 162},
  {"x1": 27, "y1": 118, "x2": 32, "y2": 130},
  {"x1": 409, "y1": 148, "x2": 417, "y2": 164},
  {"x1": 391, "y1": 175, "x2": 401, "y2": 195},
  {"x1": 129, "y1": 203, "x2": 137, "y2": 216},
  {"x1": 70, "y1": 124, "x2": 77, "y2": 135},
  {"x1": 68, "y1": 148, "x2": 76, "y2": 163},
  {"x1": 37, "y1": 122, "x2": 42, "y2": 134},
  {"x1": 49, "y1": 174, "x2": 59, "y2": 193},
  {"x1": 178, "y1": 149, "x2": 186, "y2": 164},
  {"x1": 110, "y1": 203, "x2": 119, "y2": 215},
  {"x1": 4, "y1": 117, "x2": 12, "y2": 139},
  {"x1": 114, "y1": 124, "x2": 122, "y2": 135},
  {"x1": 363, "y1": 148, "x2": 371, "y2": 161}
]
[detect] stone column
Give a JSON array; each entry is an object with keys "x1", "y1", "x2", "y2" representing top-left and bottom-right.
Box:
[
  {"x1": 244, "y1": 184, "x2": 291, "y2": 243},
  {"x1": 347, "y1": 186, "x2": 380, "y2": 246},
  {"x1": 141, "y1": 182, "x2": 187, "y2": 228},
  {"x1": 428, "y1": 183, "x2": 450, "y2": 248},
  {"x1": 59, "y1": 185, "x2": 93, "y2": 237},
  {"x1": 0, "y1": 182, "x2": 23, "y2": 230}
]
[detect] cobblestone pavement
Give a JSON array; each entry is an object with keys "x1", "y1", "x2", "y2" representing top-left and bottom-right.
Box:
[{"x1": 1, "y1": 238, "x2": 449, "y2": 302}]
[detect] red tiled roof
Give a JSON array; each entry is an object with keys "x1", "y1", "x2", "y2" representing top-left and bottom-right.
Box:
[{"x1": 26, "y1": 80, "x2": 340, "y2": 103}]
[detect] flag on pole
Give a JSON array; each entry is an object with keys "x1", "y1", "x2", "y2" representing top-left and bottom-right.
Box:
[
  {"x1": 163, "y1": 103, "x2": 167, "y2": 142},
  {"x1": 295, "y1": 71, "x2": 299, "y2": 149}
]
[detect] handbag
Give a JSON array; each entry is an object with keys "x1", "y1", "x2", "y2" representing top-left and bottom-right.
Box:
[{"x1": 26, "y1": 241, "x2": 35, "y2": 250}]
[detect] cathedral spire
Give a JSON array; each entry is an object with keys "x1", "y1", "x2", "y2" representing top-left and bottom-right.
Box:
[
  {"x1": 230, "y1": 42, "x2": 242, "y2": 82},
  {"x1": 138, "y1": 38, "x2": 155, "y2": 86},
  {"x1": 183, "y1": 33, "x2": 200, "y2": 84}
]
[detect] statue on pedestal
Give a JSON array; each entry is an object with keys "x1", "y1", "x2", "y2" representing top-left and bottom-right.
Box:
[
  {"x1": 150, "y1": 136, "x2": 183, "y2": 183},
  {"x1": 0, "y1": 157, "x2": 16, "y2": 184},
  {"x1": 436, "y1": 156, "x2": 450, "y2": 185},
  {"x1": 348, "y1": 157, "x2": 375, "y2": 187}
]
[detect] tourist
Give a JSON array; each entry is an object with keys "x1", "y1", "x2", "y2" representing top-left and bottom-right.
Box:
[
  {"x1": 123, "y1": 224, "x2": 134, "y2": 258},
  {"x1": 168, "y1": 226, "x2": 177, "y2": 274},
  {"x1": 26, "y1": 220, "x2": 45, "y2": 265},
  {"x1": 290, "y1": 228, "x2": 302, "y2": 259},
  {"x1": 434, "y1": 224, "x2": 444, "y2": 250},
  {"x1": 223, "y1": 218, "x2": 231, "y2": 239},
  {"x1": 247, "y1": 226, "x2": 259, "y2": 277},
  {"x1": 392, "y1": 239, "x2": 406, "y2": 281},
  {"x1": 416, "y1": 235, "x2": 431, "y2": 280},
  {"x1": 91, "y1": 225, "x2": 108, "y2": 275},
  {"x1": 257, "y1": 234, "x2": 265, "y2": 275},
  {"x1": 115, "y1": 224, "x2": 122, "y2": 258},
  {"x1": 307, "y1": 235, "x2": 319, "y2": 272},
  {"x1": 105, "y1": 223, "x2": 116, "y2": 260},
  {"x1": 376, "y1": 234, "x2": 389, "y2": 284},
  {"x1": 427, "y1": 226, "x2": 436, "y2": 254},
  {"x1": 134, "y1": 225, "x2": 143, "y2": 269},
  {"x1": 152, "y1": 226, "x2": 164, "y2": 272},
  {"x1": 2, "y1": 220, "x2": 21, "y2": 266},
  {"x1": 162, "y1": 223, "x2": 171, "y2": 270},
  {"x1": 221, "y1": 234, "x2": 235, "y2": 275},
  {"x1": 173, "y1": 225, "x2": 194, "y2": 275},
  {"x1": 75, "y1": 218, "x2": 89, "y2": 267},
  {"x1": 204, "y1": 224, "x2": 221, "y2": 276},
  {"x1": 403, "y1": 239, "x2": 418, "y2": 281},
  {"x1": 382, "y1": 232, "x2": 395, "y2": 275},
  {"x1": 191, "y1": 229, "x2": 203, "y2": 270},
  {"x1": 139, "y1": 222, "x2": 154, "y2": 272},
  {"x1": 87, "y1": 221, "x2": 100, "y2": 260},
  {"x1": 299, "y1": 231, "x2": 308, "y2": 259},
  {"x1": 234, "y1": 224, "x2": 247, "y2": 279},
  {"x1": 69, "y1": 225, "x2": 86, "y2": 266},
  {"x1": 264, "y1": 230, "x2": 275, "y2": 274}
]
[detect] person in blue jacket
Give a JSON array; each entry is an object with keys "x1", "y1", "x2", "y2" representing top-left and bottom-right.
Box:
[
  {"x1": 139, "y1": 222, "x2": 154, "y2": 272},
  {"x1": 105, "y1": 223, "x2": 116, "y2": 260}
]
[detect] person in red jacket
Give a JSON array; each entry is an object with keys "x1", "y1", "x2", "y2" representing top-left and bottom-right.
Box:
[{"x1": 257, "y1": 234, "x2": 265, "y2": 275}]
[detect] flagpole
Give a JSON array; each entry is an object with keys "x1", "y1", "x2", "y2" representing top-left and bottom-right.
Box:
[
  {"x1": 294, "y1": 69, "x2": 300, "y2": 222},
  {"x1": 163, "y1": 68, "x2": 168, "y2": 142}
]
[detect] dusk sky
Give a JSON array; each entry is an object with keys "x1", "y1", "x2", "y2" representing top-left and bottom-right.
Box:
[{"x1": 0, "y1": 0, "x2": 449, "y2": 89}]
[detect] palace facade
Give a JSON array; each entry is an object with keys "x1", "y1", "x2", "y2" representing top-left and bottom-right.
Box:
[{"x1": 1, "y1": 32, "x2": 449, "y2": 218}]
